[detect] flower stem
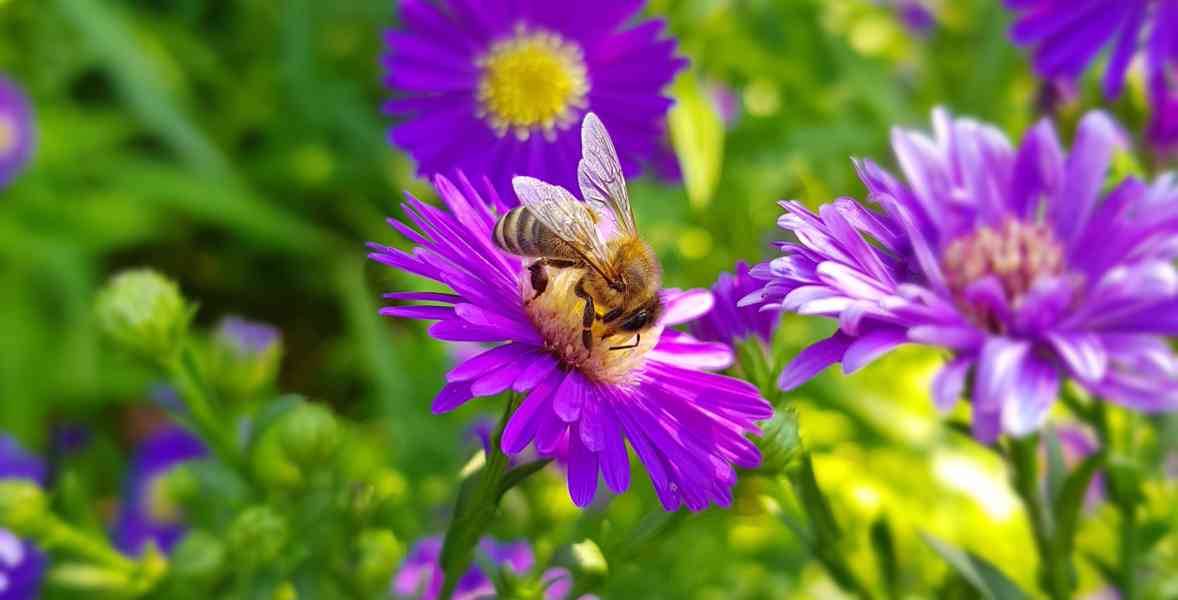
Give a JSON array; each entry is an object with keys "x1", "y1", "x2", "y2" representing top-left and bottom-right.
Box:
[
  {"x1": 782, "y1": 458, "x2": 875, "y2": 600},
  {"x1": 41, "y1": 517, "x2": 137, "y2": 573},
  {"x1": 1007, "y1": 435, "x2": 1070, "y2": 600},
  {"x1": 166, "y1": 345, "x2": 251, "y2": 481},
  {"x1": 438, "y1": 393, "x2": 527, "y2": 600}
]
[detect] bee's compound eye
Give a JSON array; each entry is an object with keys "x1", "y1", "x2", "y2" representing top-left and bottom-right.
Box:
[{"x1": 621, "y1": 310, "x2": 650, "y2": 331}]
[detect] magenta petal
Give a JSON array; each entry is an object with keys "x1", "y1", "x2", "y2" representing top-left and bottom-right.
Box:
[
  {"x1": 597, "y1": 404, "x2": 630, "y2": 494},
  {"x1": 501, "y1": 370, "x2": 563, "y2": 454},
  {"x1": 1047, "y1": 332, "x2": 1108, "y2": 382},
  {"x1": 447, "y1": 343, "x2": 528, "y2": 382},
  {"x1": 1002, "y1": 355, "x2": 1060, "y2": 436},
  {"x1": 932, "y1": 356, "x2": 972, "y2": 412},
  {"x1": 552, "y1": 370, "x2": 587, "y2": 423},
  {"x1": 566, "y1": 429, "x2": 600, "y2": 507},
  {"x1": 432, "y1": 381, "x2": 475, "y2": 414},
  {"x1": 973, "y1": 337, "x2": 1030, "y2": 411},
  {"x1": 778, "y1": 332, "x2": 854, "y2": 391},
  {"x1": 842, "y1": 329, "x2": 908, "y2": 373},
  {"x1": 659, "y1": 288, "x2": 715, "y2": 325}
]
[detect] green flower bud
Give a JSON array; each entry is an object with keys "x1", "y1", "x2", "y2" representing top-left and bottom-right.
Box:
[
  {"x1": 252, "y1": 426, "x2": 304, "y2": 491},
  {"x1": 48, "y1": 563, "x2": 133, "y2": 593},
  {"x1": 95, "y1": 269, "x2": 192, "y2": 363},
  {"x1": 570, "y1": 539, "x2": 607, "y2": 576},
  {"x1": 753, "y1": 408, "x2": 802, "y2": 475},
  {"x1": 272, "y1": 581, "x2": 297, "y2": 600},
  {"x1": 227, "y1": 505, "x2": 288, "y2": 564},
  {"x1": 209, "y1": 316, "x2": 283, "y2": 402},
  {"x1": 351, "y1": 469, "x2": 407, "y2": 519},
  {"x1": 355, "y1": 529, "x2": 402, "y2": 593},
  {"x1": 0, "y1": 480, "x2": 49, "y2": 536},
  {"x1": 277, "y1": 403, "x2": 339, "y2": 467},
  {"x1": 170, "y1": 530, "x2": 226, "y2": 584}
]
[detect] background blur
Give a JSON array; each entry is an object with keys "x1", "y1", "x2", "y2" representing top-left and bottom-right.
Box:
[{"x1": 1, "y1": 0, "x2": 1174, "y2": 598}]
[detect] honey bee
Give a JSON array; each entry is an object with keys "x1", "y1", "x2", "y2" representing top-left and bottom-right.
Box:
[{"x1": 493, "y1": 112, "x2": 663, "y2": 353}]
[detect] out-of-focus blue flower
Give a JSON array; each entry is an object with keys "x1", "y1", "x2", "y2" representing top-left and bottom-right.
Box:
[
  {"x1": 382, "y1": 0, "x2": 687, "y2": 199},
  {"x1": 880, "y1": 0, "x2": 936, "y2": 36},
  {"x1": 114, "y1": 427, "x2": 207, "y2": 556},
  {"x1": 0, "y1": 77, "x2": 33, "y2": 188},
  {"x1": 747, "y1": 107, "x2": 1178, "y2": 441},
  {"x1": 0, "y1": 435, "x2": 45, "y2": 600},
  {"x1": 1005, "y1": 0, "x2": 1178, "y2": 156},
  {"x1": 392, "y1": 536, "x2": 582, "y2": 600},
  {"x1": 691, "y1": 261, "x2": 779, "y2": 347},
  {"x1": 370, "y1": 173, "x2": 771, "y2": 510}
]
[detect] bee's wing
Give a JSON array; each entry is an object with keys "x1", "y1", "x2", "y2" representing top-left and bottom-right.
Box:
[
  {"x1": 578, "y1": 112, "x2": 637, "y2": 238},
  {"x1": 511, "y1": 176, "x2": 617, "y2": 279}
]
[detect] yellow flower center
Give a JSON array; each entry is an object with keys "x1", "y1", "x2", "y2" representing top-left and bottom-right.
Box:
[
  {"x1": 523, "y1": 267, "x2": 658, "y2": 386},
  {"x1": 0, "y1": 115, "x2": 17, "y2": 157},
  {"x1": 476, "y1": 26, "x2": 589, "y2": 142}
]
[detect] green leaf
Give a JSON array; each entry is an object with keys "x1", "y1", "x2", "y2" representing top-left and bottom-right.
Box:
[
  {"x1": 668, "y1": 71, "x2": 724, "y2": 209},
  {"x1": 496, "y1": 459, "x2": 553, "y2": 501},
  {"x1": 922, "y1": 532, "x2": 1028, "y2": 600},
  {"x1": 1042, "y1": 427, "x2": 1067, "y2": 506},
  {"x1": 1051, "y1": 452, "x2": 1104, "y2": 558},
  {"x1": 786, "y1": 451, "x2": 840, "y2": 543},
  {"x1": 871, "y1": 517, "x2": 899, "y2": 600}
]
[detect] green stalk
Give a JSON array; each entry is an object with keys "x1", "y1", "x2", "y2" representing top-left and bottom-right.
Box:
[
  {"x1": 166, "y1": 345, "x2": 250, "y2": 481},
  {"x1": 781, "y1": 462, "x2": 875, "y2": 600},
  {"x1": 41, "y1": 518, "x2": 138, "y2": 573},
  {"x1": 438, "y1": 394, "x2": 526, "y2": 600},
  {"x1": 1008, "y1": 435, "x2": 1070, "y2": 600}
]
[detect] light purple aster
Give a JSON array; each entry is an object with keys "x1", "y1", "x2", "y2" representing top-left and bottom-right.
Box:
[
  {"x1": 883, "y1": 0, "x2": 936, "y2": 36},
  {"x1": 382, "y1": 0, "x2": 687, "y2": 198},
  {"x1": 0, "y1": 435, "x2": 46, "y2": 600},
  {"x1": 0, "y1": 77, "x2": 33, "y2": 188},
  {"x1": 1005, "y1": 0, "x2": 1178, "y2": 155},
  {"x1": 690, "y1": 261, "x2": 780, "y2": 347},
  {"x1": 368, "y1": 173, "x2": 771, "y2": 510},
  {"x1": 746, "y1": 107, "x2": 1178, "y2": 441},
  {"x1": 393, "y1": 536, "x2": 580, "y2": 600},
  {"x1": 114, "y1": 426, "x2": 207, "y2": 555}
]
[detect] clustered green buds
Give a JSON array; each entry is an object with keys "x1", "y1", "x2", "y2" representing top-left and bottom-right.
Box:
[
  {"x1": 95, "y1": 269, "x2": 193, "y2": 363},
  {"x1": 277, "y1": 403, "x2": 339, "y2": 466},
  {"x1": 227, "y1": 505, "x2": 289, "y2": 565},
  {"x1": 208, "y1": 316, "x2": 283, "y2": 402},
  {"x1": 355, "y1": 529, "x2": 402, "y2": 593}
]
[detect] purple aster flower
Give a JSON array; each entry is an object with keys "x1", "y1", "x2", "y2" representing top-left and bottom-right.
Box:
[
  {"x1": 369, "y1": 172, "x2": 771, "y2": 510},
  {"x1": 114, "y1": 426, "x2": 207, "y2": 555},
  {"x1": 393, "y1": 536, "x2": 579, "y2": 600},
  {"x1": 382, "y1": 0, "x2": 687, "y2": 198},
  {"x1": 0, "y1": 435, "x2": 46, "y2": 600},
  {"x1": 747, "y1": 107, "x2": 1178, "y2": 441},
  {"x1": 691, "y1": 261, "x2": 779, "y2": 347},
  {"x1": 0, "y1": 78, "x2": 33, "y2": 188},
  {"x1": 1005, "y1": 0, "x2": 1178, "y2": 154}
]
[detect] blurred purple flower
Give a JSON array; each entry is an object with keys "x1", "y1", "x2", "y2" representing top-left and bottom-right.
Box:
[
  {"x1": 370, "y1": 174, "x2": 771, "y2": 510},
  {"x1": 1005, "y1": 0, "x2": 1178, "y2": 156},
  {"x1": 746, "y1": 108, "x2": 1178, "y2": 441},
  {"x1": 0, "y1": 435, "x2": 45, "y2": 600},
  {"x1": 382, "y1": 0, "x2": 686, "y2": 199},
  {"x1": 691, "y1": 261, "x2": 779, "y2": 347},
  {"x1": 393, "y1": 536, "x2": 578, "y2": 600},
  {"x1": 114, "y1": 426, "x2": 207, "y2": 555},
  {"x1": 0, "y1": 77, "x2": 33, "y2": 187}
]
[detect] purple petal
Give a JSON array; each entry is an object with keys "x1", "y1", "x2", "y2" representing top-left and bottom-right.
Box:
[
  {"x1": 932, "y1": 356, "x2": 973, "y2": 412},
  {"x1": 842, "y1": 329, "x2": 908, "y2": 373},
  {"x1": 778, "y1": 332, "x2": 854, "y2": 391}
]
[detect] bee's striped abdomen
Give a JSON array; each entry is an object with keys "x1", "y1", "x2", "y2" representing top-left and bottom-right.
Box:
[{"x1": 494, "y1": 207, "x2": 546, "y2": 257}]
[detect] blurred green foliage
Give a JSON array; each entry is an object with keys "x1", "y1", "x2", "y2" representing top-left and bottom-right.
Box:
[{"x1": 1, "y1": 0, "x2": 1176, "y2": 599}]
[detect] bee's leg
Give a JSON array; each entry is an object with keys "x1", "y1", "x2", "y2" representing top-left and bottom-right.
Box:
[
  {"x1": 574, "y1": 278, "x2": 595, "y2": 351},
  {"x1": 528, "y1": 261, "x2": 549, "y2": 297},
  {"x1": 527, "y1": 259, "x2": 580, "y2": 299},
  {"x1": 609, "y1": 333, "x2": 640, "y2": 351}
]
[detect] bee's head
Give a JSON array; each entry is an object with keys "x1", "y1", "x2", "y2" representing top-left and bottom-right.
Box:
[{"x1": 618, "y1": 296, "x2": 663, "y2": 333}]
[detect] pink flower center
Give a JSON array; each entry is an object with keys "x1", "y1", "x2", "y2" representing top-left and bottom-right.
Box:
[{"x1": 941, "y1": 219, "x2": 1066, "y2": 328}]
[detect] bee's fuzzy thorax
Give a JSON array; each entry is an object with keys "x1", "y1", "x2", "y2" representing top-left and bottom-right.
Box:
[{"x1": 522, "y1": 267, "x2": 660, "y2": 385}]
